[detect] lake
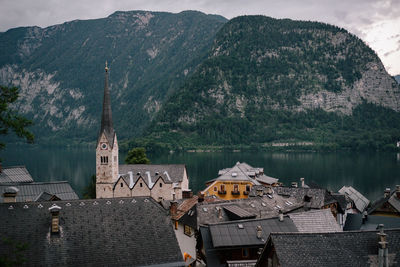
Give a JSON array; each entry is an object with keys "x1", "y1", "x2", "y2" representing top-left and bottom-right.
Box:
[{"x1": 2, "y1": 144, "x2": 400, "y2": 202}]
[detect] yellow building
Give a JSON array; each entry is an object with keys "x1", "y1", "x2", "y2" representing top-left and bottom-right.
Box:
[{"x1": 201, "y1": 162, "x2": 279, "y2": 200}]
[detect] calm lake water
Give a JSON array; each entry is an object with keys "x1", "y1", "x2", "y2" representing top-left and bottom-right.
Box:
[{"x1": 2, "y1": 144, "x2": 400, "y2": 202}]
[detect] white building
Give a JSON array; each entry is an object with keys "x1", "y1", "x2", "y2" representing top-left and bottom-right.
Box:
[{"x1": 95, "y1": 63, "x2": 190, "y2": 200}]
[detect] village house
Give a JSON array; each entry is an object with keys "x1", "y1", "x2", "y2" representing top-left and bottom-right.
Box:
[
  {"x1": 199, "y1": 209, "x2": 341, "y2": 266},
  {"x1": 96, "y1": 63, "x2": 190, "y2": 201},
  {"x1": 338, "y1": 185, "x2": 370, "y2": 213},
  {"x1": 0, "y1": 165, "x2": 78, "y2": 203},
  {"x1": 256, "y1": 226, "x2": 400, "y2": 267},
  {"x1": 168, "y1": 196, "x2": 198, "y2": 265},
  {"x1": 368, "y1": 186, "x2": 400, "y2": 217},
  {"x1": 0, "y1": 197, "x2": 185, "y2": 266},
  {"x1": 201, "y1": 162, "x2": 279, "y2": 200}
]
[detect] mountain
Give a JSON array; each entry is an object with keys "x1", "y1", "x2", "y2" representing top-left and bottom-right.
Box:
[
  {"x1": 0, "y1": 10, "x2": 227, "y2": 143},
  {"x1": 395, "y1": 75, "x2": 400, "y2": 84},
  {"x1": 140, "y1": 16, "x2": 400, "y2": 151}
]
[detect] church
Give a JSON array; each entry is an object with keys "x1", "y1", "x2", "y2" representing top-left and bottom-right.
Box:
[{"x1": 96, "y1": 63, "x2": 190, "y2": 200}]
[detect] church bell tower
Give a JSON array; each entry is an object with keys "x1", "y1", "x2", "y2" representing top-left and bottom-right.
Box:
[{"x1": 96, "y1": 62, "x2": 119, "y2": 198}]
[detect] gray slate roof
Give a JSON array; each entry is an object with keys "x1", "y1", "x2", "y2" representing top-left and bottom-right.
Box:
[
  {"x1": 344, "y1": 213, "x2": 400, "y2": 231},
  {"x1": 197, "y1": 194, "x2": 303, "y2": 226},
  {"x1": 260, "y1": 229, "x2": 400, "y2": 267},
  {"x1": 275, "y1": 186, "x2": 326, "y2": 209},
  {"x1": 0, "y1": 181, "x2": 78, "y2": 203},
  {"x1": 339, "y1": 186, "x2": 370, "y2": 212},
  {"x1": 288, "y1": 209, "x2": 342, "y2": 233},
  {"x1": 0, "y1": 197, "x2": 184, "y2": 266},
  {"x1": 209, "y1": 216, "x2": 298, "y2": 248},
  {"x1": 119, "y1": 164, "x2": 186, "y2": 186},
  {"x1": 0, "y1": 166, "x2": 33, "y2": 183}
]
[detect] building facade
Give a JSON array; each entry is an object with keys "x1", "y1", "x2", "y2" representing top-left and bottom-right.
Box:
[{"x1": 95, "y1": 64, "x2": 189, "y2": 200}]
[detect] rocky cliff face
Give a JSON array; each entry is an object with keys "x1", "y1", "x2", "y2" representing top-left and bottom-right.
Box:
[
  {"x1": 144, "y1": 15, "x2": 400, "y2": 148},
  {"x1": 0, "y1": 10, "x2": 227, "y2": 142}
]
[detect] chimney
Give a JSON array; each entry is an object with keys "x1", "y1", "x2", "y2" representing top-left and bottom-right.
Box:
[
  {"x1": 256, "y1": 225, "x2": 263, "y2": 239},
  {"x1": 384, "y1": 188, "x2": 391, "y2": 198},
  {"x1": 300, "y1": 178, "x2": 305, "y2": 188},
  {"x1": 377, "y1": 224, "x2": 389, "y2": 267},
  {"x1": 217, "y1": 207, "x2": 223, "y2": 219},
  {"x1": 278, "y1": 210, "x2": 284, "y2": 222},
  {"x1": 170, "y1": 201, "x2": 178, "y2": 217},
  {"x1": 197, "y1": 192, "x2": 204, "y2": 202},
  {"x1": 362, "y1": 211, "x2": 368, "y2": 224},
  {"x1": 257, "y1": 188, "x2": 264, "y2": 197},
  {"x1": 3, "y1": 187, "x2": 19, "y2": 203},
  {"x1": 291, "y1": 182, "x2": 298, "y2": 188},
  {"x1": 266, "y1": 186, "x2": 273, "y2": 195},
  {"x1": 396, "y1": 185, "x2": 400, "y2": 198},
  {"x1": 49, "y1": 205, "x2": 62, "y2": 234}
]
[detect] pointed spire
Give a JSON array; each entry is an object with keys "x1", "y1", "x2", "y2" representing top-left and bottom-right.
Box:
[{"x1": 98, "y1": 61, "x2": 115, "y2": 147}]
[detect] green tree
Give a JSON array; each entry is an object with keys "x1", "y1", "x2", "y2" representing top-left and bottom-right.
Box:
[
  {"x1": 82, "y1": 174, "x2": 96, "y2": 199},
  {"x1": 0, "y1": 86, "x2": 34, "y2": 150},
  {"x1": 125, "y1": 147, "x2": 150, "y2": 164}
]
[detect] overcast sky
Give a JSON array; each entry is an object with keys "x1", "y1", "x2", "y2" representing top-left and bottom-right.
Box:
[{"x1": 1, "y1": 0, "x2": 399, "y2": 75}]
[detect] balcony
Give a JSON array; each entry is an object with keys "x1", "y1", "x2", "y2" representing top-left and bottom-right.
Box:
[
  {"x1": 231, "y1": 190, "x2": 240, "y2": 195},
  {"x1": 218, "y1": 190, "x2": 227, "y2": 195},
  {"x1": 243, "y1": 191, "x2": 249, "y2": 195}
]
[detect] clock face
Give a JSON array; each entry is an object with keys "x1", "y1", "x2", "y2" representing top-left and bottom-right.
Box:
[{"x1": 101, "y1": 143, "x2": 108, "y2": 150}]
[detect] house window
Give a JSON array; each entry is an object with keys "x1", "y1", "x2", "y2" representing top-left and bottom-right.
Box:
[
  {"x1": 234, "y1": 184, "x2": 239, "y2": 192},
  {"x1": 160, "y1": 183, "x2": 163, "y2": 188},
  {"x1": 246, "y1": 185, "x2": 251, "y2": 191},
  {"x1": 140, "y1": 183, "x2": 143, "y2": 187},
  {"x1": 221, "y1": 184, "x2": 225, "y2": 192},
  {"x1": 214, "y1": 186, "x2": 217, "y2": 192},
  {"x1": 121, "y1": 183, "x2": 123, "y2": 187},
  {"x1": 242, "y1": 248, "x2": 249, "y2": 258},
  {"x1": 184, "y1": 225, "x2": 193, "y2": 236}
]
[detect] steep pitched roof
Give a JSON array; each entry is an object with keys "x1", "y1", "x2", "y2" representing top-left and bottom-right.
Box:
[
  {"x1": 0, "y1": 166, "x2": 33, "y2": 183},
  {"x1": 0, "y1": 181, "x2": 78, "y2": 203},
  {"x1": 288, "y1": 209, "x2": 342, "y2": 233},
  {"x1": 258, "y1": 229, "x2": 400, "y2": 267},
  {"x1": 208, "y1": 216, "x2": 298, "y2": 248},
  {"x1": 0, "y1": 197, "x2": 184, "y2": 266},
  {"x1": 119, "y1": 164, "x2": 186, "y2": 185},
  {"x1": 97, "y1": 64, "x2": 116, "y2": 147},
  {"x1": 338, "y1": 186, "x2": 370, "y2": 212}
]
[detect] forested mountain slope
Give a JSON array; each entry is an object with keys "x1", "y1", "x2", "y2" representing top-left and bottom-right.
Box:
[
  {"x1": 141, "y1": 16, "x2": 400, "y2": 151},
  {"x1": 0, "y1": 10, "x2": 227, "y2": 143}
]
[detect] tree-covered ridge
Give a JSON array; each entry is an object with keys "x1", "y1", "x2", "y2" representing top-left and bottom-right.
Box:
[
  {"x1": 0, "y1": 11, "x2": 227, "y2": 143},
  {"x1": 139, "y1": 15, "x2": 400, "y2": 151}
]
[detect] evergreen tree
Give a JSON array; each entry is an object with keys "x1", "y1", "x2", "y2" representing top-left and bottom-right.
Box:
[
  {"x1": 125, "y1": 147, "x2": 150, "y2": 164},
  {"x1": 0, "y1": 86, "x2": 34, "y2": 150}
]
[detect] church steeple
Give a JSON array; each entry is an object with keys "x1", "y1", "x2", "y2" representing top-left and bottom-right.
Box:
[
  {"x1": 96, "y1": 62, "x2": 119, "y2": 198},
  {"x1": 98, "y1": 61, "x2": 115, "y2": 147}
]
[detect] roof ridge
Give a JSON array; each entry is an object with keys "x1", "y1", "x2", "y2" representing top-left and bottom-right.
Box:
[{"x1": 270, "y1": 228, "x2": 400, "y2": 235}]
